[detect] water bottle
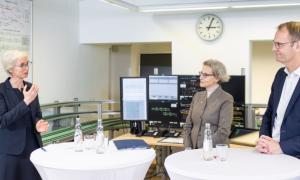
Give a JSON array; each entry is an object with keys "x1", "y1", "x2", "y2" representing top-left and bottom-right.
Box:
[
  {"x1": 96, "y1": 119, "x2": 105, "y2": 154},
  {"x1": 203, "y1": 123, "x2": 213, "y2": 161},
  {"x1": 74, "y1": 117, "x2": 83, "y2": 152}
]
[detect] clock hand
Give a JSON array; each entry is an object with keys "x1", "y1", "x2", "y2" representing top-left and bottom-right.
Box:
[{"x1": 207, "y1": 18, "x2": 214, "y2": 31}]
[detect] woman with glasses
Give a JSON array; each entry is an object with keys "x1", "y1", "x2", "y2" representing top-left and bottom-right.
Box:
[
  {"x1": 183, "y1": 59, "x2": 233, "y2": 149},
  {"x1": 0, "y1": 50, "x2": 48, "y2": 180}
]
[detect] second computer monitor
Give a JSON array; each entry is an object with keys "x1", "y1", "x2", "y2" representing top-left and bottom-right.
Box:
[
  {"x1": 148, "y1": 75, "x2": 180, "y2": 128},
  {"x1": 149, "y1": 75, "x2": 178, "y2": 100}
]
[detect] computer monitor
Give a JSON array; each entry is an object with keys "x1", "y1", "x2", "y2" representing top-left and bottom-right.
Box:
[
  {"x1": 148, "y1": 100, "x2": 179, "y2": 128},
  {"x1": 148, "y1": 75, "x2": 180, "y2": 128},
  {"x1": 149, "y1": 75, "x2": 178, "y2": 100},
  {"x1": 221, "y1": 75, "x2": 246, "y2": 128},
  {"x1": 120, "y1": 77, "x2": 148, "y2": 121},
  {"x1": 178, "y1": 75, "x2": 202, "y2": 123},
  {"x1": 221, "y1": 75, "x2": 245, "y2": 105}
]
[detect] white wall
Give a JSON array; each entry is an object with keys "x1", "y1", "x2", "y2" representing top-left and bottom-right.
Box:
[
  {"x1": 251, "y1": 41, "x2": 283, "y2": 104},
  {"x1": 110, "y1": 45, "x2": 131, "y2": 100},
  {"x1": 33, "y1": 0, "x2": 110, "y2": 103},
  {"x1": 79, "y1": 0, "x2": 300, "y2": 103}
]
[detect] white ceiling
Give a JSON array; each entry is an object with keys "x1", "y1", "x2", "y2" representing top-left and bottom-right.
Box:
[
  {"x1": 121, "y1": 0, "x2": 258, "y2": 7},
  {"x1": 102, "y1": 0, "x2": 300, "y2": 13}
]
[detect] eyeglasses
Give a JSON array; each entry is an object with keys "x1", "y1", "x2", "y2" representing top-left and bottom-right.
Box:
[
  {"x1": 273, "y1": 41, "x2": 296, "y2": 49},
  {"x1": 199, "y1": 72, "x2": 214, "y2": 78},
  {"x1": 15, "y1": 62, "x2": 29, "y2": 68}
]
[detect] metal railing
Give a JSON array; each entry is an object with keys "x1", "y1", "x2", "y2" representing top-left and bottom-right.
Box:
[{"x1": 40, "y1": 99, "x2": 129, "y2": 145}]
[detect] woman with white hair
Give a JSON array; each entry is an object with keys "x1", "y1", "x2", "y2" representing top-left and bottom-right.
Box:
[
  {"x1": 183, "y1": 59, "x2": 233, "y2": 149},
  {"x1": 0, "y1": 50, "x2": 48, "y2": 180}
]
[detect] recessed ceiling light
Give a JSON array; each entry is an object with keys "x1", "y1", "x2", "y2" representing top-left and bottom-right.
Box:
[
  {"x1": 232, "y1": 3, "x2": 300, "y2": 8},
  {"x1": 140, "y1": 6, "x2": 228, "y2": 13},
  {"x1": 100, "y1": 0, "x2": 300, "y2": 13}
]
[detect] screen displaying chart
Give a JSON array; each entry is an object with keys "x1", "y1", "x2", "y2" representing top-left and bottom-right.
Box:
[{"x1": 121, "y1": 78, "x2": 147, "y2": 121}]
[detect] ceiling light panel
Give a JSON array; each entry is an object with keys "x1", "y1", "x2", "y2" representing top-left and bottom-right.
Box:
[
  {"x1": 121, "y1": 0, "x2": 230, "y2": 7},
  {"x1": 101, "y1": 0, "x2": 300, "y2": 13}
]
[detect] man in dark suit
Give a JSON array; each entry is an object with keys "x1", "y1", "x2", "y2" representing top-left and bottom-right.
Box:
[{"x1": 256, "y1": 21, "x2": 300, "y2": 158}]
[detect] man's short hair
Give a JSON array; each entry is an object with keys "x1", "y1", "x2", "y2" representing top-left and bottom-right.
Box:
[{"x1": 278, "y1": 21, "x2": 300, "y2": 41}]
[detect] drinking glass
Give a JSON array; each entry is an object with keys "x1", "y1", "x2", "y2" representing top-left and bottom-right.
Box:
[
  {"x1": 84, "y1": 134, "x2": 95, "y2": 150},
  {"x1": 216, "y1": 144, "x2": 228, "y2": 161}
]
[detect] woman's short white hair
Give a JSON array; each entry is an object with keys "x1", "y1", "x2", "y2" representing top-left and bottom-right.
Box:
[
  {"x1": 203, "y1": 59, "x2": 230, "y2": 83},
  {"x1": 1, "y1": 50, "x2": 28, "y2": 75}
]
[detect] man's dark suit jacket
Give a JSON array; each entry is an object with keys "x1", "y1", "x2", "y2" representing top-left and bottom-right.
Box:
[
  {"x1": 0, "y1": 78, "x2": 42, "y2": 155},
  {"x1": 260, "y1": 67, "x2": 300, "y2": 158}
]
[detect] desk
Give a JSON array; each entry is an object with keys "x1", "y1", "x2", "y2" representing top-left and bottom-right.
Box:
[
  {"x1": 115, "y1": 132, "x2": 260, "y2": 148},
  {"x1": 230, "y1": 131, "x2": 259, "y2": 147},
  {"x1": 30, "y1": 142, "x2": 155, "y2": 180},
  {"x1": 113, "y1": 133, "x2": 184, "y2": 147},
  {"x1": 165, "y1": 148, "x2": 300, "y2": 180}
]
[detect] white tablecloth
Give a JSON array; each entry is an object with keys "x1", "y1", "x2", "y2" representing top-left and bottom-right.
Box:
[
  {"x1": 30, "y1": 142, "x2": 155, "y2": 180},
  {"x1": 165, "y1": 148, "x2": 300, "y2": 180}
]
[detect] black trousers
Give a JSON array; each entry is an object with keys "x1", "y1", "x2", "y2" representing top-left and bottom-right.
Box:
[{"x1": 0, "y1": 129, "x2": 42, "y2": 180}]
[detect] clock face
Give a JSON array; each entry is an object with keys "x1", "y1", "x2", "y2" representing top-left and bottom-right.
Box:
[{"x1": 196, "y1": 14, "x2": 223, "y2": 41}]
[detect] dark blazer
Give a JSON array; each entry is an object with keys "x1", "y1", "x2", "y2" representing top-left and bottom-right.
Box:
[
  {"x1": 183, "y1": 86, "x2": 233, "y2": 149},
  {"x1": 0, "y1": 78, "x2": 43, "y2": 155},
  {"x1": 260, "y1": 68, "x2": 300, "y2": 158}
]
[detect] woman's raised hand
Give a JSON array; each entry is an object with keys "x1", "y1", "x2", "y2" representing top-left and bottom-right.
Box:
[{"x1": 23, "y1": 84, "x2": 39, "y2": 105}]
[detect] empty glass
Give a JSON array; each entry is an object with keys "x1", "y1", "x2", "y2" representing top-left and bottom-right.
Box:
[
  {"x1": 96, "y1": 137, "x2": 109, "y2": 154},
  {"x1": 216, "y1": 144, "x2": 228, "y2": 161},
  {"x1": 84, "y1": 134, "x2": 95, "y2": 150}
]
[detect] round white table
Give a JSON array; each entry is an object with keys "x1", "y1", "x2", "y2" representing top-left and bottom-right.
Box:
[
  {"x1": 165, "y1": 148, "x2": 300, "y2": 180},
  {"x1": 30, "y1": 142, "x2": 155, "y2": 180}
]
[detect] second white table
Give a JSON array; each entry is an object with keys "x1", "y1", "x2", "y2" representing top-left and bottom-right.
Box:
[{"x1": 165, "y1": 148, "x2": 300, "y2": 180}]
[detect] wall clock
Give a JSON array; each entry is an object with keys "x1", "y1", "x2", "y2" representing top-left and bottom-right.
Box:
[{"x1": 196, "y1": 14, "x2": 223, "y2": 41}]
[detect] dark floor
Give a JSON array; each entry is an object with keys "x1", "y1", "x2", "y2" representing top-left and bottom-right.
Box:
[{"x1": 144, "y1": 161, "x2": 170, "y2": 180}]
